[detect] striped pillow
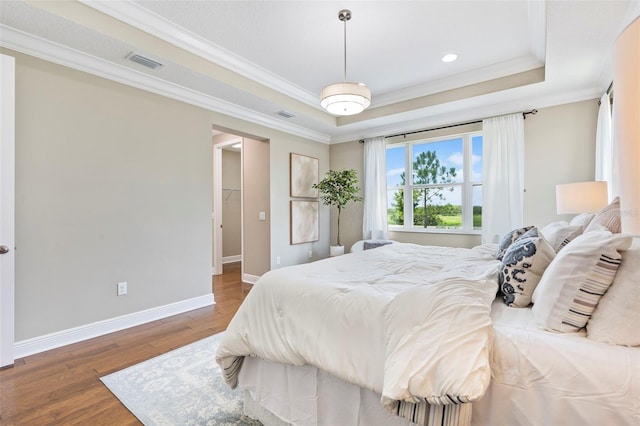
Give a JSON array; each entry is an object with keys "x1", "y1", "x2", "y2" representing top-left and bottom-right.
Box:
[
  {"x1": 540, "y1": 221, "x2": 583, "y2": 252},
  {"x1": 532, "y1": 230, "x2": 632, "y2": 332},
  {"x1": 584, "y1": 197, "x2": 621, "y2": 233}
]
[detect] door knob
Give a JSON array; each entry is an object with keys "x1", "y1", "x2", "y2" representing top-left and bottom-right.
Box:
[{"x1": 0, "y1": 245, "x2": 9, "y2": 254}]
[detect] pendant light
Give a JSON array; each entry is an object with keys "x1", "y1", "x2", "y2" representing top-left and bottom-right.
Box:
[{"x1": 320, "y1": 9, "x2": 371, "y2": 116}]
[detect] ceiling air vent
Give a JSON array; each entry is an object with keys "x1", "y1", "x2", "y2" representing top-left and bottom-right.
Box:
[
  {"x1": 277, "y1": 110, "x2": 296, "y2": 119},
  {"x1": 126, "y1": 52, "x2": 164, "y2": 70}
]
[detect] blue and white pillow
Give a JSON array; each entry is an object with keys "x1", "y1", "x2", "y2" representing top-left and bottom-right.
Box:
[
  {"x1": 495, "y1": 226, "x2": 535, "y2": 261},
  {"x1": 498, "y1": 228, "x2": 555, "y2": 308}
]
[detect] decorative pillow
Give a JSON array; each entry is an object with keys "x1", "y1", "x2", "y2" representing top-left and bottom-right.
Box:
[
  {"x1": 540, "y1": 221, "x2": 583, "y2": 252},
  {"x1": 584, "y1": 197, "x2": 621, "y2": 233},
  {"x1": 587, "y1": 238, "x2": 640, "y2": 346},
  {"x1": 498, "y1": 228, "x2": 555, "y2": 307},
  {"x1": 570, "y1": 213, "x2": 595, "y2": 231},
  {"x1": 363, "y1": 241, "x2": 392, "y2": 250},
  {"x1": 532, "y1": 230, "x2": 632, "y2": 332},
  {"x1": 495, "y1": 226, "x2": 535, "y2": 261}
]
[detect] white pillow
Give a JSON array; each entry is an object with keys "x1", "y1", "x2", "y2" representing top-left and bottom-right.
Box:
[
  {"x1": 532, "y1": 230, "x2": 632, "y2": 332},
  {"x1": 498, "y1": 228, "x2": 555, "y2": 308},
  {"x1": 569, "y1": 213, "x2": 595, "y2": 231},
  {"x1": 540, "y1": 221, "x2": 583, "y2": 252},
  {"x1": 584, "y1": 197, "x2": 621, "y2": 234},
  {"x1": 587, "y1": 237, "x2": 640, "y2": 346}
]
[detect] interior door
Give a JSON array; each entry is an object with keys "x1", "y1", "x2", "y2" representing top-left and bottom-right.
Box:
[{"x1": 0, "y1": 54, "x2": 16, "y2": 367}]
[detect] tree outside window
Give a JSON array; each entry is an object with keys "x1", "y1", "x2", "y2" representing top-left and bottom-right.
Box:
[{"x1": 386, "y1": 133, "x2": 482, "y2": 232}]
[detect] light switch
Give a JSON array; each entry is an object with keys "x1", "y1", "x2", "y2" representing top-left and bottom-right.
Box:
[{"x1": 259, "y1": 211, "x2": 266, "y2": 221}]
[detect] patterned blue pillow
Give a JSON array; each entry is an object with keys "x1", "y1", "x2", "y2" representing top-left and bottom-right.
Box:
[
  {"x1": 498, "y1": 228, "x2": 555, "y2": 307},
  {"x1": 495, "y1": 226, "x2": 535, "y2": 261}
]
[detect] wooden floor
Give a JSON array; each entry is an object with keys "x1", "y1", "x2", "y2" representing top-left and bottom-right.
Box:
[{"x1": 0, "y1": 262, "x2": 251, "y2": 426}]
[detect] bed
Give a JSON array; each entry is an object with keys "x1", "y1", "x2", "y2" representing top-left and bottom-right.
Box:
[{"x1": 216, "y1": 214, "x2": 640, "y2": 426}]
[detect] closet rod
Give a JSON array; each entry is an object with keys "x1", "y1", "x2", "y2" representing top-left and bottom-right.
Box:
[{"x1": 358, "y1": 109, "x2": 538, "y2": 143}]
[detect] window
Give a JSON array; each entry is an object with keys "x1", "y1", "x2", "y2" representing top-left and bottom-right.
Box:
[{"x1": 386, "y1": 132, "x2": 483, "y2": 233}]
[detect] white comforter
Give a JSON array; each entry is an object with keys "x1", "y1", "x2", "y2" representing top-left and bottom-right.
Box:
[{"x1": 216, "y1": 243, "x2": 500, "y2": 416}]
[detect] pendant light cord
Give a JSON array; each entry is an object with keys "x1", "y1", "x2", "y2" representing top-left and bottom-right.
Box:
[{"x1": 343, "y1": 15, "x2": 347, "y2": 81}]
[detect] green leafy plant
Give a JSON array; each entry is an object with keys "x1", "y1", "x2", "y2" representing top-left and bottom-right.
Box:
[{"x1": 313, "y1": 169, "x2": 363, "y2": 246}]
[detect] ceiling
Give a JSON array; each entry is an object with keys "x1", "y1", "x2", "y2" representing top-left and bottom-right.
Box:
[{"x1": 1, "y1": 1, "x2": 638, "y2": 143}]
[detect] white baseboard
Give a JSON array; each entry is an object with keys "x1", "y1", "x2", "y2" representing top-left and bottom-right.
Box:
[
  {"x1": 14, "y1": 293, "x2": 215, "y2": 359},
  {"x1": 223, "y1": 255, "x2": 241, "y2": 264},
  {"x1": 242, "y1": 273, "x2": 260, "y2": 284}
]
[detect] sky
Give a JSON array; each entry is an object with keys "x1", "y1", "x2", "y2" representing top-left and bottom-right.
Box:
[{"x1": 386, "y1": 135, "x2": 483, "y2": 207}]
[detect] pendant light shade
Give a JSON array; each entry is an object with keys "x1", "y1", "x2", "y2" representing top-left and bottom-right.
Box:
[
  {"x1": 320, "y1": 82, "x2": 371, "y2": 115},
  {"x1": 321, "y1": 9, "x2": 371, "y2": 116}
]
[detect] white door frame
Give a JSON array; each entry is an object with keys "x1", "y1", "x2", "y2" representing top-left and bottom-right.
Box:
[
  {"x1": 213, "y1": 138, "x2": 243, "y2": 275},
  {"x1": 1, "y1": 54, "x2": 16, "y2": 367}
]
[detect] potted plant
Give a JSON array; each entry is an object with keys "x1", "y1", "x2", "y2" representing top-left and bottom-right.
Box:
[{"x1": 313, "y1": 169, "x2": 363, "y2": 256}]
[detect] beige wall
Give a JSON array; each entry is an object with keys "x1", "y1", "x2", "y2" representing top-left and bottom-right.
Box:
[
  {"x1": 331, "y1": 99, "x2": 599, "y2": 249},
  {"x1": 222, "y1": 149, "x2": 241, "y2": 258},
  {"x1": 243, "y1": 138, "x2": 270, "y2": 276},
  {"x1": 523, "y1": 100, "x2": 599, "y2": 226},
  {"x1": 6, "y1": 48, "x2": 329, "y2": 341},
  {"x1": 10, "y1": 49, "x2": 213, "y2": 340},
  {"x1": 270, "y1": 138, "x2": 331, "y2": 265}
]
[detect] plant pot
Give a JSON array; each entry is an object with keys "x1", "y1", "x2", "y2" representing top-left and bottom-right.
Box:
[{"x1": 330, "y1": 245, "x2": 345, "y2": 257}]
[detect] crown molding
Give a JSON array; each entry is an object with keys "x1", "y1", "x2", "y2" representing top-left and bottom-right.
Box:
[
  {"x1": 79, "y1": 0, "x2": 320, "y2": 109},
  {"x1": 0, "y1": 25, "x2": 330, "y2": 144}
]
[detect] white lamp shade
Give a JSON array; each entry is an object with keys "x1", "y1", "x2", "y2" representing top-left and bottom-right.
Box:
[
  {"x1": 320, "y1": 82, "x2": 371, "y2": 116},
  {"x1": 556, "y1": 181, "x2": 608, "y2": 214}
]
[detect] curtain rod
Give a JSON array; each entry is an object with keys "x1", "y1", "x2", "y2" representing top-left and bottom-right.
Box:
[
  {"x1": 358, "y1": 109, "x2": 538, "y2": 143},
  {"x1": 598, "y1": 81, "x2": 614, "y2": 106}
]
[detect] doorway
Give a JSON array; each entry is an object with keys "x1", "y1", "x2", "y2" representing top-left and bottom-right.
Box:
[{"x1": 213, "y1": 136, "x2": 243, "y2": 276}]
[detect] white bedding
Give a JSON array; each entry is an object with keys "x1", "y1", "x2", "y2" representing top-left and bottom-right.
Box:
[
  {"x1": 216, "y1": 243, "x2": 501, "y2": 423},
  {"x1": 474, "y1": 299, "x2": 640, "y2": 425},
  {"x1": 236, "y1": 299, "x2": 640, "y2": 426}
]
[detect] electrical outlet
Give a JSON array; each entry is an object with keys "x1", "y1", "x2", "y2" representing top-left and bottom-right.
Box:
[
  {"x1": 276, "y1": 256, "x2": 281, "y2": 265},
  {"x1": 308, "y1": 250, "x2": 313, "y2": 259},
  {"x1": 259, "y1": 211, "x2": 266, "y2": 221},
  {"x1": 117, "y1": 281, "x2": 128, "y2": 296}
]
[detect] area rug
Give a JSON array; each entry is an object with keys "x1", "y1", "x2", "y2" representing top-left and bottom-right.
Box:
[{"x1": 101, "y1": 333, "x2": 261, "y2": 425}]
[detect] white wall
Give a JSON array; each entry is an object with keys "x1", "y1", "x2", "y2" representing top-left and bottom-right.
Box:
[{"x1": 330, "y1": 99, "x2": 599, "y2": 250}]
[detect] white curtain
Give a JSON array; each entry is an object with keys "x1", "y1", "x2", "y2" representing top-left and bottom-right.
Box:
[
  {"x1": 595, "y1": 92, "x2": 617, "y2": 200},
  {"x1": 362, "y1": 137, "x2": 388, "y2": 240},
  {"x1": 482, "y1": 113, "x2": 525, "y2": 243}
]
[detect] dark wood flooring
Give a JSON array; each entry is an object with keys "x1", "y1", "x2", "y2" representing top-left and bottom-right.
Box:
[{"x1": 0, "y1": 262, "x2": 251, "y2": 425}]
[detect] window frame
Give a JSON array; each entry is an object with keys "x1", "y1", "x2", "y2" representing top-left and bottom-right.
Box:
[{"x1": 387, "y1": 131, "x2": 483, "y2": 234}]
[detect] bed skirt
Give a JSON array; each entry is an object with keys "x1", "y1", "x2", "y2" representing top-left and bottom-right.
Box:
[{"x1": 238, "y1": 356, "x2": 471, "y2": 426}]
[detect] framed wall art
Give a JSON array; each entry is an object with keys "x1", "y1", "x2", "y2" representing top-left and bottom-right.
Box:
[
  {"x1": 290, "y1": 200, "x2": 319, "y2": 244},
  {"x1": 290, "y1": 153, "x2": 319, "y2": 198}
]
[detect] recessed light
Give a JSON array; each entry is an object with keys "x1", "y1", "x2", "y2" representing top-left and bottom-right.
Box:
[
  {"x1": 441, "y1": 53, "x2": 458, "y2": 63},
  {"x1": 232, "y1": 143, "x2": 241, "y2": 149}
]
